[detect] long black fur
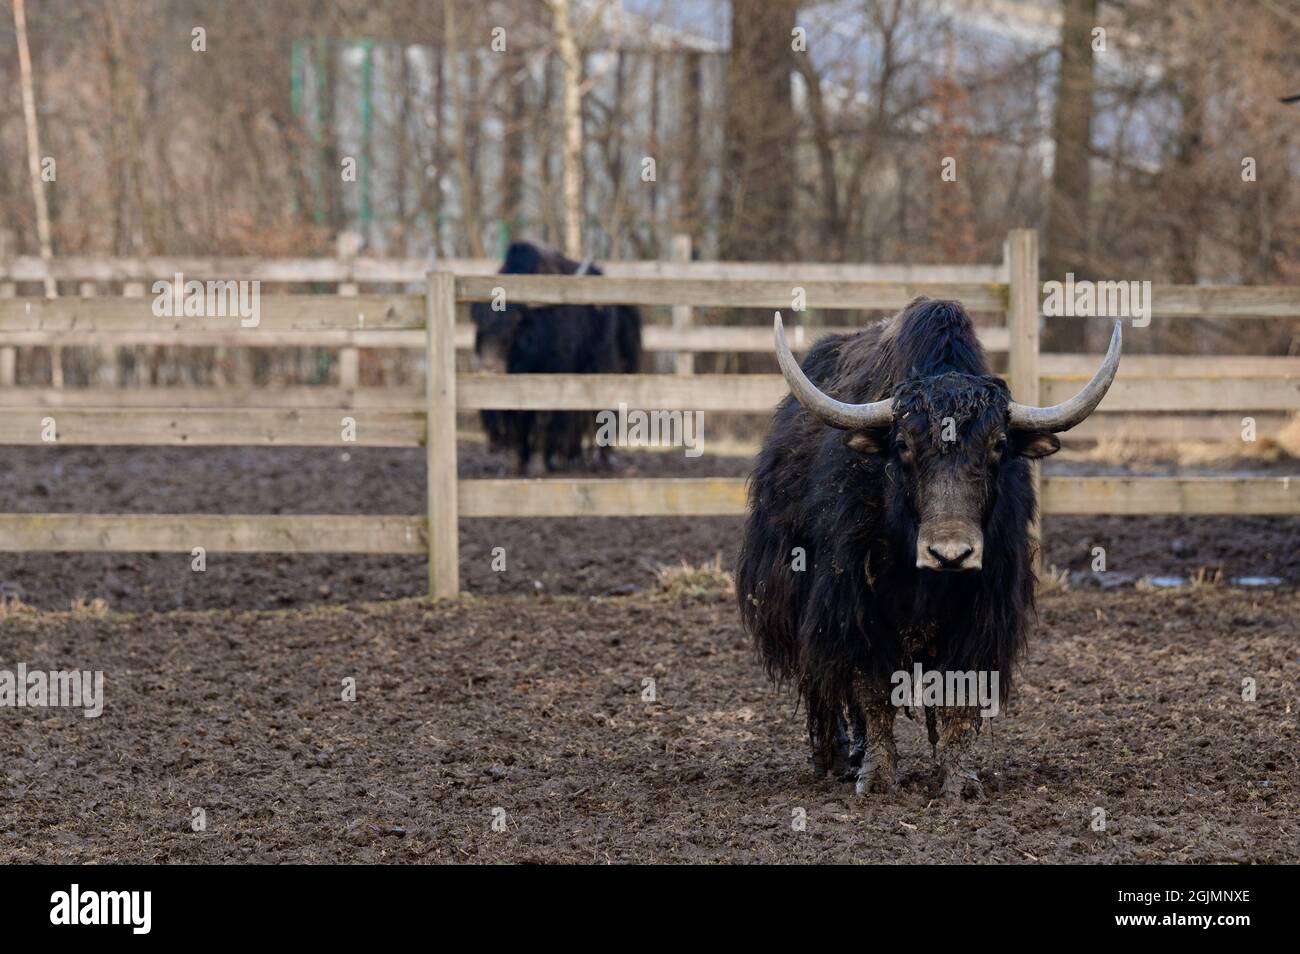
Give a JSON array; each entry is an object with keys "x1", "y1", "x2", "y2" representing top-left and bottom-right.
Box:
[{"x1": 736, "y1": 298, "x2": 1040, "y2": 765}]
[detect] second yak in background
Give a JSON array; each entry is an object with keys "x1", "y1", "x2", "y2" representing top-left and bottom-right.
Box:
[{"x1": 471, "y1": 241, "x2": 642, "y2": 474}]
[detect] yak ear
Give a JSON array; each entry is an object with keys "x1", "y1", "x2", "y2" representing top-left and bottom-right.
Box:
[
  {"x1": 1014, "y1": 431, "x2": 1061, "y2": 459},
  {"x1": 845, "y1": 427, "x2": 889, "y2": 456}
]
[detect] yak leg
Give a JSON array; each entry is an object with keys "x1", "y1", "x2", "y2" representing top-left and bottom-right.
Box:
[
  {"x1": 542, "y1": 412, "x2": 563, "y2": 472},
  {"x1": 511, "y1": 412, "x2": 535, "y2": 476},
  {"x1": 847, "y1": 702, "x2": 868, "y2": 771},
  {"x1": 852, "y1": 690, "x2": 898, "y2": 795},
  {"x1": 934, "y1": 706, "x2": 984, "y2": 801},
  {"x1": 806, "y1": 689, "x2": 850, "y2": 780},
  {"x1": 542, "y1": 412, "x2": 583, "y2": 472}
]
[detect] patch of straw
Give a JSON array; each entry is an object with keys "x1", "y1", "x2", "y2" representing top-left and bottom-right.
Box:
[
  {"x1": 0, "y1": 595, "x2": 36, "y2": 619},
  {"x1": 654, "y1": 553, "x2": 735, "y2": 597},
  {"x1": 1037, "y1": 563, "x2": 1071, "y2": 593},
  {"x1": 69, "y1": 597, "x2": 110, "y2": 616}
]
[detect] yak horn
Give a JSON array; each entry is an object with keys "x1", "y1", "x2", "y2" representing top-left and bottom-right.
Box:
[
  {"x1": 1008, "y1": 320, "x2": 1122, "y2": 432},
  {"x1": 774, "y1": 312, "x2": 894, "y2": 430}
]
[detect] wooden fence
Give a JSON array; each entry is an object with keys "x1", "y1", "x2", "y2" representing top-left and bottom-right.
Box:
[{"x1": 0, "y1": 229, "x2": 1297, "y2": 598}]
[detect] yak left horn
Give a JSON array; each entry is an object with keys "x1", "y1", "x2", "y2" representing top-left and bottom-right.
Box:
[
  {"x1": 773, "y1": 312, "x2": 894, "y2": 429},
  {"x1": 1008, "y1": 320, "x2": 1122, "y2": 432}
]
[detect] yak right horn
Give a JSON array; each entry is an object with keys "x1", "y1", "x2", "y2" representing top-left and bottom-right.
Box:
[{"x1": 774, "y1": 312, "x2": 894, "y2": 430}]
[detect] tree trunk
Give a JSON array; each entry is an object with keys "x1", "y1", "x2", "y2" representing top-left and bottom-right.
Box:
[
  {"x1": 550, "y1": 0, "x2": 585, "y2": 259},
  {"x1": 12, "y1": 0, "x2": 56, "y2": 297},
  {"x1": 445, "y1": 0, "x2": 485, "y2": 256},
  {"x1": 1043, "y1": 0, "x2": 1097, "y2": 352},
  {"x1": 719, "y1": 0, "x2": 798, "y2": 262},
  {"x1": 499, "y1": 47, "x2": 527, "y2": 247}
]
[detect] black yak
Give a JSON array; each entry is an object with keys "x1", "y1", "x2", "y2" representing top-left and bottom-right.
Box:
[
  {"x1": 471, "y1": 242, "x2": 642, "y2": 473},
  {"x1": 737, "y1": 298, "x2": 1120, "y2": 799}
]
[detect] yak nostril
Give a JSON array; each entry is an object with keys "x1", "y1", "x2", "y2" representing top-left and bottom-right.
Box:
[{"x1": 928, "y1": 543, "x2": 973, "y2": 567}]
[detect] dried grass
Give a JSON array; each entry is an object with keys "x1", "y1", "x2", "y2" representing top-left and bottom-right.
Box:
[{"x1": 655, "y1": 553, "x2": 735, "y2": 597}]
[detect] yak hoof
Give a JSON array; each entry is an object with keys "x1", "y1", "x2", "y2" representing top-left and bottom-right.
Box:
[
  {"x1": 812, "y1": 745, "x2": 851, "y2": 780},
  {"x1": 811, "y1": 752, "x2": 833, "y2": 780},
  {"x1": 937, "y1": 769, "x2": 984, "y2": 802},
  {"x1": 854, "y1": 763, "x2": 898, "y2": 796}
]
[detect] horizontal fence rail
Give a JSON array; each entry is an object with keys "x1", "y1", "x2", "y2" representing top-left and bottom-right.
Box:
[
  {"x1": 1, "y1": 392, "x2": 1290, "y2": 443},
  {"x1": 0, "y1": 295, "x2": 424, "y2": 331},
  {"x1": 0, "y1": 387, "x2": 425, "y2": 408},
  {"x1": 0, "y1": 409, "x2": 425, "y2": 446},
  {"x1": 0, "y1": 322, "x2": 1010, "y2": 353},
  {"x1": 454, "y1": 274, "x2": 1011, "y2": 311},
  {"x1": 0, "y1": 230, "x2": 1297, "y2": 599},
  {"x1": 0, "y1": 514, "x2": 426, "y2": 553},
  {"x1": 2, "y1": 391, "x2": 1294, "y2": 429},
  {"x1": 0, "y1": 475, "x2": 1290, "y2": 557},
  {"x1": 458, "y1": 373, "x2": 1300, "y2": 413},
  {"x1": 0, "y1": 254, "x2": 1007, "y2": 285},
  {"x1": 458, "y1": 476, "x2": 1298, "y2": 518}
]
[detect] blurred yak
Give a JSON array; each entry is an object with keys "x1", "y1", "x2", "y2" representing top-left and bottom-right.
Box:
[
  {"x1": 737, "y1": 298, "x2": 1120, "y2": 799},
  {"x1": 471, "y1": 241, "x2": 642, "y2": 473}
]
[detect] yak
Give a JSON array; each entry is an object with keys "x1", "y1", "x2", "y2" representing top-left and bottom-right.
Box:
[
  {"x1": 737, "y1": 297, "x2": 1120, "y2": 799},
  {"x1": 471, "y1": 241, "x2": 642, "y2": 473}
]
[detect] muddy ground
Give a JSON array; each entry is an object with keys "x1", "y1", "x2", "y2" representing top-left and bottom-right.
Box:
[
  {"x1": 0, "y1": 444, "x2": 1295, "y2": 612},
  {"x1": 0, "y1": 586, "x2": 1295, "y2": 864}
]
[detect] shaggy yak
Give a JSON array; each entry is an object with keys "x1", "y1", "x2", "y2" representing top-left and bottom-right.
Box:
[
  {"x1": 737, "y1": 298, "x2": 1120, "y2": 799},
  {"x1": 472, "y1": 242, "x2": 641, "y2": 473}
]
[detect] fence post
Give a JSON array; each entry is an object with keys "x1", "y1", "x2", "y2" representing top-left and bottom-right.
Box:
[
  {"x1": 1006, "y1": 228, "x2": 1042, "y2": 569},
  {"x1": 426, "y1": 270, "x2": 460, "y2": 599},
  {"x1": 337, "y1": 232, "x2": 361, "y2": 390},
  {"x1": 122, "y1": 280, "x2": 146, "y2": 387},
  {"x1": 670, "y1": 233, "x2": 693, "y2": 374},
  {"x1": 80, "y1": 280, "x2": 118, "y2": 387},
  {"x1": 0, "y1": 230, "x2": 14, "y2": 387}
]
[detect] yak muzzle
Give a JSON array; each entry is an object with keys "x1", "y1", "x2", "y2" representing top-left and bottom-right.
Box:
[{"x1": 916, "y1": 522, "x2": 984, "y2": 571}]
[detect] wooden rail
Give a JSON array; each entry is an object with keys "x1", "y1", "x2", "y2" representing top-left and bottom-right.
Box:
[
  {"x1": 457, "y1": 476, "x2": 1298, "y2": 518},
  {"x1": 2, "y1": 382, "x2": 1294, "y2": 420},
  {"x1": 0, "y1": 323, "x2": 1011, "y2": 353},
  {"x1": 0, "y1": 476, "x2": 1289, "y2": 559},
  {"x1": 0, "y1": 408, "x2": 425, "y2": 446},
  {"x1": 0, "y1": 229, "x2": 1296, "y2": 600},
  {"x1": 0, "y1": 513, "x2": 425, "y2": 553},
  {"x1": 0, "y1": 295, "x2": 424, "y2": 331},
  {"x1": 0, "y1": 254, "x2": 1006, "y2": 285},
  {"x1": 453, "y1": 274, "x2": 1010, "y2": 311}
]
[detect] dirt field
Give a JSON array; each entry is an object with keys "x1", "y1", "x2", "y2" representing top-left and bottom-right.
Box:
[
  {"x1": 1, "y1": 440, "x2": 1295, "y2": 863},
  {"x1": 0, "y1": 444, "x2": 1295, "y2": 612},
  {"x1": 0, "y1": 586, "x2": 1295, "y2": 864}
]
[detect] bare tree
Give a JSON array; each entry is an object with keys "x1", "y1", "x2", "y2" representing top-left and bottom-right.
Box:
[
  {"x1": 445, "y1": 0, "x2": 486, "y2": 256},
  {"x1": 11, "y1": 0, "x2": 56, "y2": 297},
  {"x1": 548, "y1": 0, "x2": 585, "y2": 258},
  {"x1": 1044, "y1": 0, "x2": 1098, "y2": 351},
  {"x1": 719, "y1": 0, "x2": 798, "y2": 261}
]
